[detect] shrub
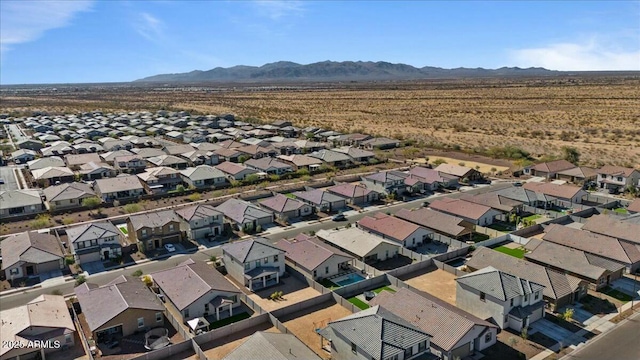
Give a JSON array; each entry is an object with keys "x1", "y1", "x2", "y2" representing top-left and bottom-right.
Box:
[
  {"x1": 81, "y1": 196, "x2": 102, "y2": 209},
  {"x1": 75, "y1": 275, "x2": 87, "y2": 286},
  {"x1": 520, "y1": 327, "x2": 528, "y2": 340},
  {"x1": 65, "y1": 257, "x2": 76, "y2": 265},
  {"x1": 124, "y1": 203, "x2": 141, "y2": 213},
  {"x1": 432, "y1": 158, "x2": 447, "y2": 166},
  {"x1": 210, "y1": 256, "x2": 217, "y2": 263},
  {"x1": 563, "y1": 308, "x2": 574, "y2": 321},
  {"x1": 256, "y1": 225, "x2": 263, "y2": 233},
  {"x1": 51, "y1": 289, "x2": 63, "y2": 296},
  {"x1": 113, "y1": 200, "x2": 120, "y2": 207},
  {"x1": 508, "y1": 336, "x2": 519, "y2": 347},
  {"x1": 142, "y1": 275, "x2": 153, "y2": 287},
  {"x1": 131, "y1": 270, "x2": 143, "y2": 277},
  {"x1": 187, "y1": 193, "x2": 202, "y2": 202},
  {"x1": 176, "y1": 184, "x2": 186, "y2": 193},
  {"x1": 30, "y1": 214, "x2": 52, "y2": 229},
  {"x1": 62, "y1": 217, "x2": 74, "y2": 225},
  {"x1": 269, "y1": 174, "x2": 280, "y2": 182}
]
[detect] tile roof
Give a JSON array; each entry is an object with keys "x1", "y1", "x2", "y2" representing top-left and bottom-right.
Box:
[
  {"x1": 223, "y1": 332, "x2": 322, "y2": 360},
  {"x1": 147, "y1": 154, "x2": 188, "y2": 166},
  {"x1": 175, "y1": 204, "x2": 222, "y2": 222},
  {"x1": 522, "y1": 182, "x2": 585, "y2": 200},
  {"x1": 277, "y1": 154, "x2": 323, "y2": 167},
  {"x1": 556, "y1": 166, "x2": 598, "y2": 179},
  {"x1": 164, "y1": 144, "x2": 196, "y2": 155},
  {"x1": 131, "y1": 147, "x2": 166, "y2": 158},
  {"x1": 530, "y1": 160, "x2": 577, "y2": 173},
  {"x1": 457, "y1": 266, "x2": 545, "y2": 301},
  {"x1": 316, "y1": 228, "x2": 400, "y2": 257},
  {"x1": 333, "y1": 146, "x2": 376, "y2": 159},
  {"x1": 598, "y1": 165, "x2": 638, "y2": 177},
  {"x1": 327, "y1": 183, "x2": 377, "y2": 199},
  {"x1": 94, "y1": 175, "x2": 144, "y2": 193},
  {"x1": 428, "y1": 198, "x2": 493, "y2": 220},
  {"x1": 627, "y1": 199, "x2": 640, "y2": 213},
  {"x1": 0, "y1": 189, "x2": 43, "y2": 209},
  {"x1": 65, "y1": 153, "x2": 101, "y2": 166},
  {"x1": 244, "y1": 158, "x2": 292, "y2": 172},
  {"x1": 0, "y1": 231, "x2": 64, "y2": 269},
  {"x1": 100, "y1": 149, "x2": 134, "y2": 162},
  {"x1": 370, "y1": 288, "x2": 496, "y2": 352},
  {"x1": 364, "y1": 171, "x2": 407, "y2": 183},
  {"x1": 75, "y1": 276, "x2": 164, "y2": 332},
  {"x1": 358, "y1": 213, "x2": 427, "y2": 242},
  {"x1": 319, "y1": 305, "x2": 430, "y2": 360},
  {"x1": 459, "y1": 193, "x2": 523, "y2": 213},
  {"x1": 27, "y1": 156, "x2": 66, "y2": 170},
  {"x1": 408, "y1": 166, "x2": 458, "y2": 184},
  {"x1": 128, "y1": 209, "x2": 180, "y2": 230},
  {"x1": 542, "y1": 224, "x2": 640, "y2": 265},
  {"x1": 222, "y1": 237, "x2": 283, "y2": 263},
  {"x1": 308, "y1": 149, "x2": 351, "y2": 163},
  {"x1": 216, "y1": 198, "x2": 273, "y2": 224},
  {"x1": 137, "y1": 166, "x2": 180, "y2": 182},
  {"x1": 465, "y1": 247, "x2": 583, "y2": 301},
  {"x1": 293, "y1": 189, "x2": 345, "y2": 205},
  {"x1": 31, "y1": 166, "x2": 74, "y2": 180},
  {"x1": 395, "y1": 208, "x2": 472, "y2": 237},
  {"x1": 581, "y1": 214, "x2": 640, "y2": 245},
  {"x1": 216, "y1": 161, "x2": 256, "y2": 176},
  {"x1": 180, "y1": 165, "x2": 226, "y2": 181},
  {"x1": 151, "y1": 259, "x2": 240, "y2": 310},
  {"x1": 434, "y1": 164, "x2": 475, "y2": 178},
  {"x1": 0, "y1": 295, "x2": 75, "y2": 357},
  {"x1": 66, "y1": 221, "x2": 121, "y2": 244},
  {"x1": 259, "y1": 194, "x2": 308, "y2": 213},
  {"x1": 525, "y1": 241, "x2": 624, "y2": 281},
  {"x1": 276, "y1": 235, "x2": 353, "y2": 272}
]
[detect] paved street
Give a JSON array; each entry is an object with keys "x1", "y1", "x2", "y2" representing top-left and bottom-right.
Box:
[
  {"x1": 0, "y1": 182, "x2": 511, "y2": 310},
  {"x1": 562, "y1": 311, "x2": 640, "y2": 360}
]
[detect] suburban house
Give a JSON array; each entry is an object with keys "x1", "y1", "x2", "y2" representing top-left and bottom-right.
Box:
[
  {"x1": 237, "y1": 144, "x2": 278, "y2": 159},
  {"x1": 522, "y1": 182, "x2": 587, "y2": 205},
  {"x1": 308, "y1": 149, "x2": 352, "y2": 168},
  {"x1": 465, "y1": 247, "x2": 588, "y2": 311},
  {"x1": 395, "y1": 208, "x2": 474, "y2": 240},
  {"x1": 179, "y1": 149, "x2": 219, "y2": 166},
  {"x1": 276, "y1": 154, "x2": 323, "y2": 171},
  {"x1": 627, "y1": 198, "x2": 640, "y2": 214},
  {"x1": 456, "y1": 267, "x2": 545, "y2": 331},
  {"x1": 407, "y1": 166, "x2": 459, "y2": 191},
  {"x1": 333, "y1": 146, "x2": 376, "y2": 164},
  {"x1": 221, "y1": 237, "x2": 285, "y2": 291},
  {"x1": 542, "y1": 224, "x2": 640, "y2": 273},
  {"x1": 259, "y1": 193, "x2": 313, "y2": 221},
  {"x1": 66, "y1": 221, "x2": 124, "y2": 264},
  {"x1": 0, "y1": 189, "x2": 46, "y2": 218},
  {"x1": 114, "y1": 154, "x2": 147, "y2": 174},
  {"x1": 43, "y1": 182, "x2": 97, "y2": 211},
  {"x1": 164, "y1": 144, "x2": 196, "y2": 156},
  {"x1": 16, "y1": 138, "x2": 45, "y2": 151},
  {"x1": 326, "y1": 183, "x2": 380, "y2": 205},
  {"x1": 31, "y1": 166, "x2": 74, "y2": 186},
  {"x1": 556, "y1": 166, "x2": 598, "y2": 184},
  {"x1": 78, "y1": 161, "x2": 116, "y2": 180},
  {"x1": 524, "y1": 240, "x2": 625, "y2": 290},
  {"x1": 370, "y1": 288, "x2": 498, "y2": 360},
  {"x1": 459, "y1": 193, "x2": 524, "y2": 216},
  {"x1": 131, "y1": 147, "x2": 166, "y2": 159},
  {"x1": 523, "y1": 159, "x2": 577, "y2": 179},
  {"x1": 27, "y1": 156, "x2": 65, "y2": 170},
  {"x1": 215, "y1": 162, "x2": 259, "y2": 181},
  {"x1": 428, "y1": 198, "x2": 501, "y2": 226},
  {"x1": 216, "y1": 198, "x2": 274, "y2": 232},
  {"x1": 318, "y1": 305, "x2": 431, "y2": 360},
  {"x1": 180, "y1": 165, "x2": 227, "y2": 189},
  {"x1": 127, "y1": 210, "x2": 183, "y2": 251},
  {"x1": 316, "y1": 228, "x2": 400, "y2": 264},
  {"x1": 361, "y1": 137, "x2": 400, "y2": 150},
  {"x1": 357, "y1": 213, "x2": 433, "y2": 249},
  {"x1": 582, "y1": 214, "x2": 640, "y2": 246},
  {"x1": 11, "y1": 149, "x2": 37, "y2": 163},
  {"x1": 222, "y1": 332, "x2": 321, "y2": 360},
  {"x1": 147, "y1": 154, "x2": 188, "y2": 169},
  {"x1": 596, "y1": 165, "x2": 640, "y2": 193},
  {"x1": 244, "y1": 157, "x2": 293, "y2": 175},
  {"x1": 214, "y1": 147, "x2": 245, "y2": 163},
  {"x1": 293, "y1": 188, "x2": 347, "y2": 213},
  {"x1": 435, "y1": 163, "x2": 483, "y2": 182},
  {"x1": 137, "y1": 166, "x2": 183, "y2": 193},
  {"x1": 75, "y1": 276, "x2": 164, "y2": 340},
  {"x1": 94, "y1": 175, "x2": 145, "y2": 202},
  {"x1": 0, "y1": 231, "x2": 65, "y2": 280},
  {"x1": 361, "y1": 171, "x2": 408, "y2": 196},
  {"x1": 0, "y1": 295, "x2": 76, "y2": 360},
  {"x1": 175, "y1": 204, "x2": 224, "y2": 242},
  {"x1": 152, "y1": 259, "x2": 241, "y2": 322},
  {"x1": 100, "y1": 150, "x2": 135, "y2": 164},
  {"x1": 64, "y1": 153, "x2": 102, "y2": 170},
  {"x1": 276, "y1": 233, "x2": 353, "y2": 281}
]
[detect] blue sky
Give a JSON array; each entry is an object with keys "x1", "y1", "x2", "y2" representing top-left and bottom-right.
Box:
[{"x1": 1, "y1": 0, "x2": 639, "y2": 84}]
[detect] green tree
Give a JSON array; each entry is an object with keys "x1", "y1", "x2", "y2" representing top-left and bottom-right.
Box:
[
  {"x1": 176, "y1": 184, "x2": 186, "y2": 193},
  {"x1": 124, "y1": 203, "x2": 141, "y2": 213},
  {"x1": 244, "y1": 174, "x2": 260, "y2": 184},
  {"x1": 432, "y1": 158, "x2": 447, "y2": 166},
  {"x1": 561, "y1": 146, "x2": 580, "y2": 165},
  {"x1": 81, "y1": 196, "x2": 102, "y2": 209},
  {"x1": 75, "y1": 275, "x2": 87, "y2": 286}
]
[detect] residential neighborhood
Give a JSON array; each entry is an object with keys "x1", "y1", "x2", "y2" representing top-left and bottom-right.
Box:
[{"x1": 1, "y1": 112, "x2": 639, "y2": 360}]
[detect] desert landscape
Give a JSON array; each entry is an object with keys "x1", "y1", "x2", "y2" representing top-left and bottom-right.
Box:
[{"x1": 2, "y1": 75, "x2": 639, "y2": 167}]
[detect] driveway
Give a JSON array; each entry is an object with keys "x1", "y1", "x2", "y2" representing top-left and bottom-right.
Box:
[
  {"x1": 530, "y1": 319, "x2": 575, "y2": 343},
  {"x1": 0, "y1": 166, "x2": 19, "y2": 191},
  {"x1": 610, "y1": 277, "x2": 640, "y2": 297},
  {"x1": 571, "y1": 306, "x2": 599, "y2": 326},
  {"x1": 83, "y1": 261, "x2": 106, "y2": 275}
]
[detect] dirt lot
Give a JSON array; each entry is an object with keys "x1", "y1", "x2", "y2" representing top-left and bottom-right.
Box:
[
  {"x1": 482, "y1": 328, "x2": 557, "y2": 360},
  {"x1": 248, "y1": 276, "x2": 323, "y2": 312},
  {"x1": 200, "y1": 322, "x2": 279, "y2": 359},
  {"x1": 413, "y1": 156, "x2": 510, "y2": 173},
  {"x1": 279, "y1": 300, "x2": 353, "y2": 360},
  {"x1": 401, "y1": 267, "x2": 458, "y2": 305}
]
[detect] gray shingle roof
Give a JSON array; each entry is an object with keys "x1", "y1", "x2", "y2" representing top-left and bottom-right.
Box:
[
  {"x1": 216, "y1": 198, "x2": 273, "y2": 224},
  {"x1": 319, "y1": 305, "x2": 430, "y2": 360},
  {"x1": 0, "y1": 232, "x2": 64, "y2": 269},
  {"x1": 175, "y1": 204, "x2": 222, "y2": 222},
  {"x1": 0, "y1": 189, "x2": 43, "y2": 210},
  {"x1": 66, "y1": 221, "x2": 121, "y2": 244},
  {"x1": 292, "y1": 189, "x2": 345, "y2": 205},
  {"x1": 222, "y1": 237, "x2": 283, "y2": 263},
  {"x1": 94, "y1": 175, "x2": 143, "y2": 193},
  {"x1": 582, "y1": 214, "x2": 640, "y2": 245},
  {"x1": 457, "y1": 266, "x2": 545, "y2": 301},
  {"x1": 43, "y1": 182, "x2": 96, "y2": 202},
  {"x1": 259, "y1": 194, "x2": 307, "y2": 213},
  {"x1": 395, "y1": 208, "x2": 473, "y2": 237},
  {"x1": 223, "y1": 332, "x2": 321, "y2": 360},
  {"x1": 276, "y1": 234, "x2": 353, "y2": 273},
  {"x1": 128, "y1": 210, "x2": 180, "y2": 231}
]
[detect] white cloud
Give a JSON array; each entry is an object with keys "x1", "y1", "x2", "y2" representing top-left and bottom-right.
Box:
[
  {"x1": 134, "y1": 12, "x2": 165, "y2": 42},
  {"x1": 0, "y1": 0, "x2": 93, "y2": 55},
  {"x1": 253, "y1": 0, "x2": 304, "y2": 20},
  {"x1": 509, "y1": 40, "x2": 640, "y2": 71}
]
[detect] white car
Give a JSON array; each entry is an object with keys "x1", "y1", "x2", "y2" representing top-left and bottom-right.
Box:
[{"x1": 164, "y1": 244, "x2": 176, "y2": 253}]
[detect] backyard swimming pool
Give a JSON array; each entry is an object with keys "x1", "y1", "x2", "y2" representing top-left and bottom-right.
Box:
[{"x1": 333, "y1": 273, "x2": 366, "y2": 287}]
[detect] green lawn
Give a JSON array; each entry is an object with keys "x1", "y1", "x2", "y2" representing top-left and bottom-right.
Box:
[
  {"x1": 209, "y1": 312, "x2": 251, "y2": 330},
  {"x1": 320, "y1": 278, "x2": 340, "y2": 290},
  {"x1": 284, "y1": 193, "x2": 296, "y2": 199},
  {"x1": 470, "y1": 233, "x2": 491, "y2": 243},
  {"x1": 613, "y1": 208, "x2": 628, "y2": 215},
  {"x1": 523, "y1": 214, "x2": 542, "y2": 222},
  {"x1": 603, "y1": 287, "x2": 633, "y2": 303},
  {"x1": 488, "y1": 223, "x2": 514, "y2": 232},
  {"x1": 118, "y1": 227, "x2": 128, "y2": 234},
  {"x1": 348, "y1": 297, "x2": 370, "y2": 310},
  {"x1": 372, "y1": 286, "x2": 396, "y2": 294},
  {"x1": 494, "y1": 245, "x2": 525, "y2": 259}
]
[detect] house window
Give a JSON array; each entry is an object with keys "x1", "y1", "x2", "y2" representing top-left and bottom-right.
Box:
[
  {"x1": 325, "y1": 266, "x2": 329, "y2": 274},
  {"x1": 510, "y1": 298, "x2": 514, "y2": 307},
  {"x1": 404, "y1": 346, "x2": 413, "y2": 358},
  {"x1": 274, "y1": 255, "x2": 279, "y2": 262},
  {"x1": 77, "y1": 242, "x2": 85, "y2": 249},
  {"x1": 351, "y1": 342, "x2": 357, "y2": 354},
  {"x1": 65, "y1": 333, "x2": 72, "y2": 344},
  {"x1": 205, "y1": 304, "x2": 209, "y2": 313},
  {"x1": 418, "y1": 340, "x2": 427, "y2": 352},
  {"x1": 264, "y1": 257, "x2": 269, "y2": 264},
  {"x1": 480, "y1": 292, "x2": 486, "y2": 302},
  {"x1": 137, "y1": 317, "x2": 145, "y2": 328},
  {"x1": 524, "y1": 294, "x2": 529, "y2": 302},
  {"x1": 184, "y1": 309, "x2": 189, "y2": 318},
  {"x1": 244, "y1": 262, "x2": 250, "y2": 270},
  {"x1": 230, "y1": 295, "x2": 237, "y2": 302},
  {"x1": 313, "y1": 270, "x2": 317, "y2": 277},
  {"x1": 534, "y1": 292, "x2": 540, "y2": 300},
  {"x1": 256, "y1": 259, "x2": 261, "y2": 267},
  {"x1": 156, "y1": 312, "x2": 163, "y2": 322},
  {"x1": 169, "y1": 224, "x2": 174, "y2": 231},
  {"x1": 142, "y1": 229, "x2": 147, "y2": 236},
  {"x1": 9, "y1": 268, "x2": 19, "y2": 275},
  {"x1": 617, "y1": 177, "x2": 623, "y2": 182}
]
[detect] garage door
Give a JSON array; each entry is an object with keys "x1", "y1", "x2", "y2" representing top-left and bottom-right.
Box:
[{"x1": 78, "y1": 251, "x2": 101, "y2": 264}]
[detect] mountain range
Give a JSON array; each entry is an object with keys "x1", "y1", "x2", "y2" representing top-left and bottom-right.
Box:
[{"x1": 134, "y1": 61, "x2": 558, "y2": 82}]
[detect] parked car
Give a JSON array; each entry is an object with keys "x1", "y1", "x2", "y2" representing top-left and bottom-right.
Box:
[
  {"x1": 164, "y1": 243, "x2": 176, "y2": 252},
  {"x1": 332, "y1": 213, "x2": 346, "y2": 221},
  {"x1": 513, "y1": 182, "x2": 523, "y2": 187},
  {"x1": 104, "y1": 339, "x2": 119, "y2": 349},
  {"x1": 0, "y1": 178, "x2": 5, "y2": 185}
]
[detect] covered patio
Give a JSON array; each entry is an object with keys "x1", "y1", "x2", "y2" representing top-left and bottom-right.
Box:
[{"x1": 245, "y1": 266, "x2": 280, "y2": 291}]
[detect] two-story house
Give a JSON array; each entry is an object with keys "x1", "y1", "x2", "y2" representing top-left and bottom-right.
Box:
[
  {"x1": 152, "y1": 259, "x2": 241, "y2": 323},
  {"x1": 114, "y1": 155, "x2": 147, "y2": 174},
  {"x1": 318, "y1": 305, "x2": 431, "y2": 360},
  {"x1": 175, "y1": 204, "x2": 224, "y2": 242},
  {"x1": 456, "y1": 267, "x2": 545, "y2": 331},
  {"x1": 66, "y1": 221, "x2": 124, "y2": 264},
  {"x1": 137, "y1": 166, "x2": 183, "y2": 194},
  {"x1": 222, "y1": 237, "x2": 285, "y2": 291},
  {"x1": 596, "y1": 165, "x2": 640, "y2": 194},
  {"x1": 127, "y1": 210, "x2": 183, "y2": 251},
  {"x1": 361, "y1": 171, "x2": 408, "y2": 196}
]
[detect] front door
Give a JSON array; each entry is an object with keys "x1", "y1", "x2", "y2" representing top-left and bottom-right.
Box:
[
  {"x1": 26, "y1": 266, "x2": 35, "y2": 276},
  {"x1": 154, "y1": 239, "x2": 160, "y2": 249},
  {"x1": 103, "y1": 250, "x2": 110, "y2": 260}
]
